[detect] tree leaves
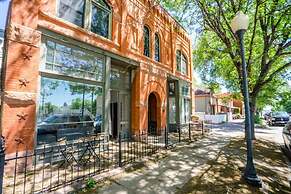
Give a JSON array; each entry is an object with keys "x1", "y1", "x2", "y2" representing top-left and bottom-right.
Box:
[{"x1": 161, "y1": 0, "x2": 291, "y2": 109}]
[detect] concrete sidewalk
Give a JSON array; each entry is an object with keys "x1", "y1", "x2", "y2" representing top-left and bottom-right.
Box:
[{"x1": 96, "y1": 134, "x2": 231, "y2": 194}]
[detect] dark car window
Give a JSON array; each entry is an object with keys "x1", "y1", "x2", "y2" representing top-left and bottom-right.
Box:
[
  {"x1": 272, "y1": 112, "x2": 289, "y2": 117},
  {"x1": 83, "y1": 115, "x2": 93, "y2": 122},
  {"x1": 43, "y1": 115, "x2": 67, "y2": 123},
  {"x1": 69, "y1": 116, "x2": 80, "y2": 122}
]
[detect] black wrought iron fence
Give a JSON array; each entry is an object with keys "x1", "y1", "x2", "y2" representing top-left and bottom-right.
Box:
[
  {"x1": 119, "y1": 130, "x2": 166, "y2": 166},
  {"x1": 0, "y1": 124, "x2": 208, "y2": 194}
]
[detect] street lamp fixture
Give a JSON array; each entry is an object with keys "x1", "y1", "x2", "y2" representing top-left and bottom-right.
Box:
[{"x1": 231, "y1": 11, "x2": 262, "y2": 187}]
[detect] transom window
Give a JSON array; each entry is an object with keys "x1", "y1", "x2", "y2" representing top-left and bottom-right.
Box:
[
  {"x1": 44, "y1": 39, "x2": 104, "y2": 82},
  {"x1": 154, "y1": 33, "x2": 160, "y2": 62},
  {"x1": 91, "y1": 0, "x2": 111, "y2": 38},
  {"x1": 58, "y1": 0, "x2": 85, "y2": 27},
  {"x1": 144, "y1": 26, "x2": 151, "y2": 57},
  {"x1": 176, "y1": 50, "x2": 188, "y2": 75}
]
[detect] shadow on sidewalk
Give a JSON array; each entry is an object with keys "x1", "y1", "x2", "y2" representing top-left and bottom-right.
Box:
[{"x1": 177, "y1": 137, "x2": 291, "y2": 194}]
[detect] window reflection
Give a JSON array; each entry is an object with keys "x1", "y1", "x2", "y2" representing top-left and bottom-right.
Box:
[
  {"x1": 181, "y1": 83, "x2": 190, "y2": 124},
  {"x1": 176, "y1": 50, "x2": 181, "y2": 72},
  {"x1": 144, "y1": 26, "x2": 150, "y2": 57},
  {"x1": 154, "y1": 33, "x2": 160, "y2": 62},
  {"x1": 37, "y1": 77, "x2": 103, "y2": 145},
  {"x1": 45, "y1": 40, "x2": 104, "y2": 81},
  {"x1": 91, "y1": 0, "x2": 111, "y2": 38},
  {"x1": 110, "y1": 66, "x2": 130, "y2": 90},
  {"x1": 58, "y1": 0, "x2": 85, "y2": 27},
  {"x1": 169, "y1": 98, "x2": 176, "y2": 124},
  {"x1": 181, "y1": 54, "x2": 188, "y2": 75}
]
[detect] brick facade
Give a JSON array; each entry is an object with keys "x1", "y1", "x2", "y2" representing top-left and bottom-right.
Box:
[{"x1": 1, "y1": 0, "x2": 193, "y2": 153}]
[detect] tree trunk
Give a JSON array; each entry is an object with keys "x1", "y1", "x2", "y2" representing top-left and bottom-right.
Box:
[{"x1": 249, "y1": 96, "x2": 257, "y2": 140}]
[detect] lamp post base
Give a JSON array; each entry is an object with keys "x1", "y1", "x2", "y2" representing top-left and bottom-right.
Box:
[{"x1": 244, "y1": 174, "x2": 262, "y2": 187}]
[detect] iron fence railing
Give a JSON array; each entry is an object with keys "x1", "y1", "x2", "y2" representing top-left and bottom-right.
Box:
[{"x1": 0, "y1": 123, "x2": 209, "y2": 193}]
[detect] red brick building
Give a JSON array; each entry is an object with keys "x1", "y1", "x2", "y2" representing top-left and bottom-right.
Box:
[{"x1": 0, "y1": 0, "x2": 193, "y2": 153}]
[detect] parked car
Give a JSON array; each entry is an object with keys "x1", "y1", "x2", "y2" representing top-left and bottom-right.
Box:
[
  {"x1": 282, "y1": 121, "x2": 291, "y2": 159},
  {"x1": 37, "y1": 113, "x2": 95, "y2": 144},
  {"x1": 267, "y1": 112, "x2": 290, "y2": 126},
  {"x1": 263, "y1": 112, "x2": 271, "y2": 120}
]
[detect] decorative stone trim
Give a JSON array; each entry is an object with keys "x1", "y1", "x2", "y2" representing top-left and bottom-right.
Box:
[
  {"x1": 6, "y1": 23, "x2": 41, "y2": 47},
  {"x1": 2, "y1": 91, "x2": 36, "y2": 105}
]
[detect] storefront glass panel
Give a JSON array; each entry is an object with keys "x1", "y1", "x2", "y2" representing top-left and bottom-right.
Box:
[
  {"x1": 44, "y1": 39, "x2": 104, "y2": 82},
  {"x1": 37, "y1": 77, "x2": 103, "y2": 145}
]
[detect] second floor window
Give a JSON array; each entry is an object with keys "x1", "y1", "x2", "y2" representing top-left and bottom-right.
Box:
[
  {"x1": 91, "y1": 0, "x2": 111, "y2": 38},
  {"x1": 144, "y1": 26, "x2": 150, "y2": 57},
  {"x1": 58, "y1": 0, "x2": 85, "y2": 27},
  {"x1": 176, "y1": 50, "x2": 181, "y2": 72},
  {"x1": 154, "y1": 33, "x2": 160, "y2": 62},
  {"x1": 176, "y1": 50, "x2": 188, "y2": 75},
  {"x1": 181, "y1": 54, "x2": 188, "y2": 75}
]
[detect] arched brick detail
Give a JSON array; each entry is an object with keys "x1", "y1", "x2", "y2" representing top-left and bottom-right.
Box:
[{"x1": 145, "y1": 80, "x2": 167, "y2": 133}]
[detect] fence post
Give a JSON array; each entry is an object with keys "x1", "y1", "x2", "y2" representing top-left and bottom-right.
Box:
[
  {"x1": 0, "y1": 136, "x2": 5, "y2": 194},
  {"x1": 118, "y1": 132, "x2": 122, "y2": 167},
  {"x1": 188, "y1": 122, "x2": 191, "y2": 141},
  {"x1": 164, "y1": 127, "x2": 168, "y2": 148},
  {"x1": 178, "y1": 124, "x2": 181, "y2": 143}
]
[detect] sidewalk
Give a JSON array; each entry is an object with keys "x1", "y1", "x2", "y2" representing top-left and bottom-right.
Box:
[
  {"x1": 74, "y1": 123, "x2": 290, "y2": 194},
  {"x1": 81, "y1": 134, "x2": 231, "y2": 194}
]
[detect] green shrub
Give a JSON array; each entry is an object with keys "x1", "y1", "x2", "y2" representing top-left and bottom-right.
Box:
[{"x1": 85, "y1": 177, "x2": 97, "y2": 190}]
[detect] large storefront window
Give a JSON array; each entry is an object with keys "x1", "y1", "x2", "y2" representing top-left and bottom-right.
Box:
[
  {"x1": 37, "y1": 77, "x2": 103, "y2": 145},
  {"x1": 39, "y1": 38, "x2": 105, "y2": 145},
  {"x1": 58, "y1": 0, "x2": 85, "y2": 27}
]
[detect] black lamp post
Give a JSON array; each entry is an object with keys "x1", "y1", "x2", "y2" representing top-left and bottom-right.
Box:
[{"x1": 231, "y1": 11, "x2": 262, "y2": 187}]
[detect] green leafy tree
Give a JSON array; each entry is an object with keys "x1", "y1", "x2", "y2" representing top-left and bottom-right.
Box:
[{"x1": 162, "y1": 0, "x2": 291, "y2": 138}]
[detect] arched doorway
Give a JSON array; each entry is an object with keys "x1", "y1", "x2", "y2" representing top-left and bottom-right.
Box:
[{"x1": 148, "y1": 93, "x2": 158, "y2": 135}]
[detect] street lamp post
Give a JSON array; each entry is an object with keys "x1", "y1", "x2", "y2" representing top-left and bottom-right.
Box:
[{"x1": 231, "y1": 11, "x2": 262, "y2": 187}]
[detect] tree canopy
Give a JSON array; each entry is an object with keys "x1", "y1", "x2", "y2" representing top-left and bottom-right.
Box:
[{"x1": 161, "y1": 0, "x2": 291, "y2": 111}]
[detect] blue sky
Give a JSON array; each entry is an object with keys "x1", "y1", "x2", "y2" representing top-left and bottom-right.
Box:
[{"x1": 0, "y1": 0, "x2": 10, "y2": 30}]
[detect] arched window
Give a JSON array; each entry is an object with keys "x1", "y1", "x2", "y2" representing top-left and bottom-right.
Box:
[
  {"x1": 176, "y1": 50, "x2": 188, "y2": 75},
  {"x1": 91, "y1": 0, "x2": 111, "y2": 38},
  {"x1": 144, "y1": 26, "x2": 150, "y2": 57},
  {"x1": 176, "y1": 50, "x2": 182, "y2": 72},
  {"x1": 154, "y1": 33, "x2": 160, "y2": 62}
]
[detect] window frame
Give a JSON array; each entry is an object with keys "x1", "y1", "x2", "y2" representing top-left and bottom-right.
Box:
[
  {"x1": 38, "y1": 36, "x2": 107, "y2": 144},
  {"x1": 143, "y1": 25, "x2": 151, "y2": 58},
  {"x1": 56, "y1": 0, "x2": 113, "y2": 40},
  {"x1": 180, "y1": 83, "x2": 191, "y2": 124},
  {"x1": 89, "y1": 0, "x2": 112, "y2": 39},
  {"x1": 176, "y1": 50, "x2": 188, "y2": 75}
]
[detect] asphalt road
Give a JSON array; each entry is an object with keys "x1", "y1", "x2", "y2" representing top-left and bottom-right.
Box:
[{"x1": 209, "y1": 119, "x2": 284, "y2": 144}]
